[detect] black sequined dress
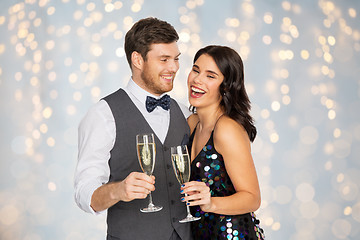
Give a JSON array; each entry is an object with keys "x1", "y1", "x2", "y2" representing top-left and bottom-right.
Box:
[{"x1": 189, "y1": 129, "x2": 265, "y2": 240}]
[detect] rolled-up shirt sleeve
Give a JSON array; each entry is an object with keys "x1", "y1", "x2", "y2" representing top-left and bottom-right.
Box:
[{"x1": 74, "y1": 100, "x2": 115, "y2": 215}]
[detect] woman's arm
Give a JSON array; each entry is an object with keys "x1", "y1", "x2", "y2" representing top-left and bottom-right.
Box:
[{"x1": 183, "y1": 116, "x2": 261, "y2": 215}]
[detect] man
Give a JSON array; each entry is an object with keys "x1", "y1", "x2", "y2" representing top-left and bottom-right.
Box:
[{"x1": 74, "y1": 17, "x2": 192, "y2": 240}]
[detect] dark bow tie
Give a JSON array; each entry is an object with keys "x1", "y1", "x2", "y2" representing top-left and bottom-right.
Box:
[{"x1": 145, "y1": 94, "x2": 171, "y2": 112}]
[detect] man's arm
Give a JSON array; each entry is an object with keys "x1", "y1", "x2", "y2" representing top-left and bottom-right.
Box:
[
  {"x1": 90, "y1": 172, "x2": 155, "y2": 212},
  {"x1": 74, "y1": 101, "x2": 114, "y2": 214},
  {"x1": 74, "y1": 100, "x2": 156, "y2": 213}
]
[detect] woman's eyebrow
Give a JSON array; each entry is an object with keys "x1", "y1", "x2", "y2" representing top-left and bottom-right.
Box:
[{"x1": 192, "y1": 64, "x2": 219, "y2": 76}]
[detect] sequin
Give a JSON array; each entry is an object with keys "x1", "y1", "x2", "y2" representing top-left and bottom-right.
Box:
[{"x1": 189, "y1": 130, "x2": 265, "y2": 240}]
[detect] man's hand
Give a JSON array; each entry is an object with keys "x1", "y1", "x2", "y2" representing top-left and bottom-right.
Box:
[
  {"x1": 90, "y1": 172, "x2": 155, "y2": 212},
  {"x1": 118, "y1": 172, "x2": 155, "y2": 202}
]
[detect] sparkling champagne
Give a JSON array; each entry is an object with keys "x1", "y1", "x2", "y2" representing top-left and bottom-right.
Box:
[
  {"x1": 137, "y1": 142, "x2": 156, "y2": 175},
  {"x1": 136, "y1": 133, "x2": 162, "y2": 213},
  {"x1": 170, "y1": 145, "x2": 200, "y2": 223},
  {"x1": 171, "y1": 153, "x2": 190, "y2": 184}
]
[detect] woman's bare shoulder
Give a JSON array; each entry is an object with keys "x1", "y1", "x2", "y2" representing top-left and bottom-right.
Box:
[
  {"x1": 187, "y1": 113, "x2": 199, "y2": 133},
  {"x1": 214, "y1": 116, "x2": 250, "y2": 148}
]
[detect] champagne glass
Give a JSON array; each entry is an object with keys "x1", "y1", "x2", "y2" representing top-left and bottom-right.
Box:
[
  {"x1": 171, "y1": 145, "x2": 201, "y2": 223},
  {"x1": 136, "y1": 133, "x2": 163, "y2": 213}
]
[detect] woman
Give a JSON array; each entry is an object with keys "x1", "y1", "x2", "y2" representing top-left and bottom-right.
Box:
[{"x1": 182, "y1": 45, "x2": 265, "y2": 239}]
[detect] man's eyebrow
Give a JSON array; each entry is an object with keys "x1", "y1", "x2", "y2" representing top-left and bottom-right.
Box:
[{"x1": 160, "y1": 53, "x2": 181, "y2": 58}]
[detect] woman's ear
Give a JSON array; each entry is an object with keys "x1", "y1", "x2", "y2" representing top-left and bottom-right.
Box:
[{"x1": 131, "y1": 51, "x2": 143, "y2": 70}]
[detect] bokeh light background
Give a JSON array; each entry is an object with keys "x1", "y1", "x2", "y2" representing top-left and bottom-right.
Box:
[{"x1": 1, "y1": 0, "x2": 360, "y2": 239}]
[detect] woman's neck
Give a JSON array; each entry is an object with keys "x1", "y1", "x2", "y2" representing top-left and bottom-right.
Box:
[{"x1": 196, "y1": 106, "x2": 224, "y2": 132}]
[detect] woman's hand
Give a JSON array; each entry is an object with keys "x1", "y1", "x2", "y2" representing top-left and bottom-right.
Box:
[{"x1": 181, "y1": 181, "x2": 213, "y2": 212}]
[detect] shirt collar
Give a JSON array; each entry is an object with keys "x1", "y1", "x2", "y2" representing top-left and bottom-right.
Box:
[{"x1": 125, "y1": 78, "x2": 169, "y2": 105}]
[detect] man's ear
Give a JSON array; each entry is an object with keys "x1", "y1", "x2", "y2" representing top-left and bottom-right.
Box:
[{"x1": 131, "y1": 51, "x2": 143, "y2": 70}]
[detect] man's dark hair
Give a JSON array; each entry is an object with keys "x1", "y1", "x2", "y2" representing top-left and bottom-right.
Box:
[{"x1": 124, "y1": 17, "x2": 179, "y2": 68}]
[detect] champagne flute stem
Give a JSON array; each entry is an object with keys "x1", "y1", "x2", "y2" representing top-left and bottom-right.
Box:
[
  {"x1": 147, "y1": 174, "x2": 154, "y2": 207},
  {"x1": 185, "y1": 193, "x2": 191, "y2": 215},
  {"x1": 186, "y1": 205, "x2": 192, "y2": 217},
  {"x1": 148, "y1": 192, "x2": 154, "y2": 207}
]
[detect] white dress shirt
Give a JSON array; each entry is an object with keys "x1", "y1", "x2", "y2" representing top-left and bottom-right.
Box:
[{"x1": 74, "y1": 78, "x2": 191, "y2": 214}]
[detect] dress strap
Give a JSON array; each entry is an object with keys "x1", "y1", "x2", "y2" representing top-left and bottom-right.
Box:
[
  {"x1": 189, "y1": 121, "x2": 200, "y2": 139},
  {"x1": 213, "y1": 114, "x2": 225, "y2": 130}
]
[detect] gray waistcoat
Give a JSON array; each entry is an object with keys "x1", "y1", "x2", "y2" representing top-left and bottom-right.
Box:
[{"x1": 103, "y1": 89, "x2": 192, "y2": 240}]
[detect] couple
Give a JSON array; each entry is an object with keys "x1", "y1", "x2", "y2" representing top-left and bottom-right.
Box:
[{"x1": 74, "y1": 17, "x2": 265, "y2": 240}]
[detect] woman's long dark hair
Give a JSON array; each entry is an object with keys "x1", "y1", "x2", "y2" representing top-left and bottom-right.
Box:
[{"x1": 192, "y1": 45, "x2": 257, "y2": 142}]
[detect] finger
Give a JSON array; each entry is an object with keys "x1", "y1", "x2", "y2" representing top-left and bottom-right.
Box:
[
  {"x1": 123, "y1": 177, "x2": 155, "y2": 193},
  {"x1": 181, "y1": 181, "x2": 207, "y2": 191},
  {"x1": 184, "y1": 191, "x2": 197, "y2": 196},
  {"x1": 186, "y1": 192, "x2": 206, "y2": 201},
  {"x1": 181, "y1": 181, "x2": 200, "y2": 188},
  {"x1": 130, "y1": 178, "x2": 155, "y2": 191},
  {"x1": 127, "y1": 172, "x2": 155, "y2": 186},
  {"x1": 126, "y1": 185, "x2": 151, "y2": 194},
  {"x1": 181, "y1": 191, "x2": 209, "y2": 203},
  {"x1": 122, "y1": 184, "x2": 151, "y2": 202},
  {"x1": 186, "y1": 194, "x2": 211, "y2": 206},
  {"x1": 126, "y1": 191, "x2": 149, "y2": 200},
  {"x1": 182, "y1": 185, "x2": 208, "y2": 194},
  {"x1": 130, "y1": 172, "x2": 155, "y2": 184},
  {"x1": 187, "y1": 199, "x2": 210, "y2": 207}
]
